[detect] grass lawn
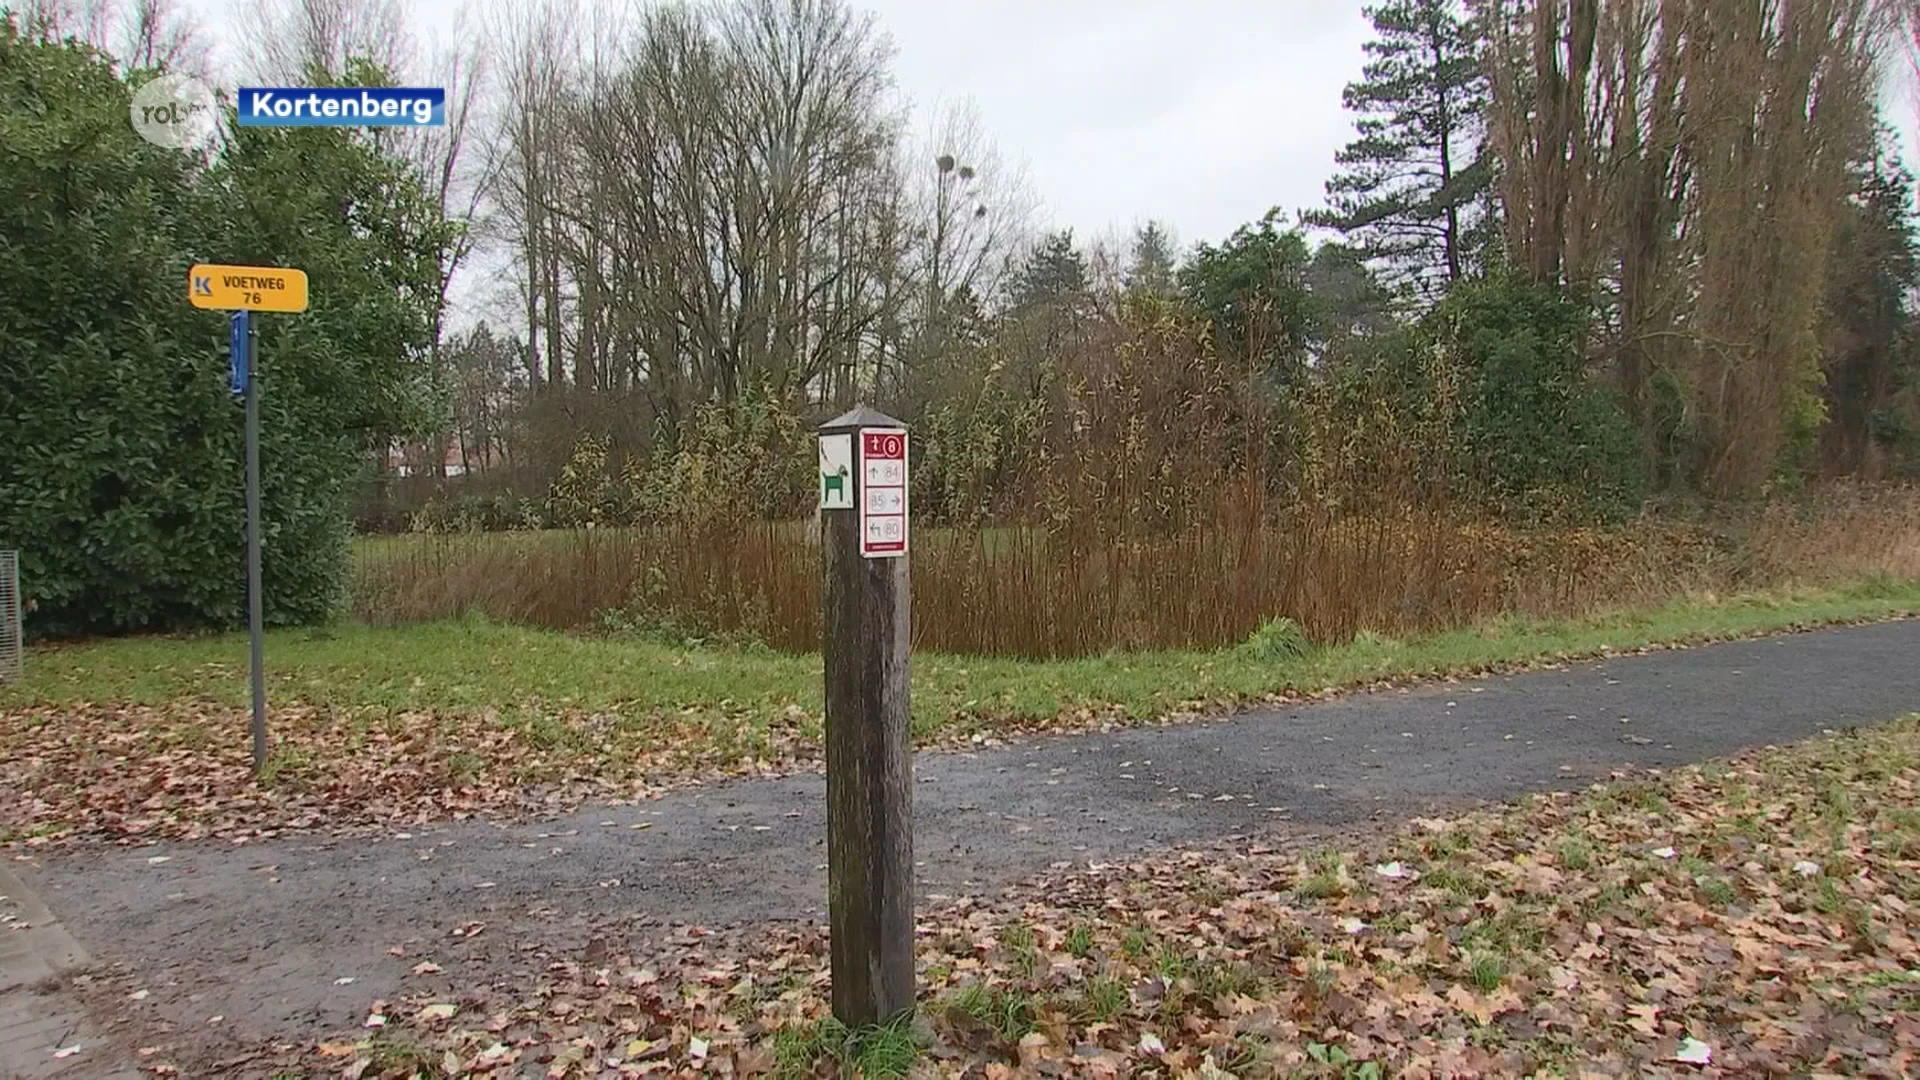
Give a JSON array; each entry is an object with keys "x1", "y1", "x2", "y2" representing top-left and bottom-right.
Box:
[
  {"x1": 3, "y1": 577, "x2": 1918, "y2": 843},
  {"x1": 12, "y1": 577, "x2": 1920, "y2": 729},
  {"x1": 262, "y1": 715, "x2": 1920, "y2": 1078}
]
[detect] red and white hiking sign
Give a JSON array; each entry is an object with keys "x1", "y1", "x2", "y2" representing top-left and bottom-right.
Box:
[{"x1": 860, "y1": 428, "x2": 908, "y2": 558}]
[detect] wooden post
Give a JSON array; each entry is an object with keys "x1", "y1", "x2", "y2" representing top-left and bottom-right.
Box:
[{"x1": 819, "y1": 406, "x2": 914, "y2": 1026}]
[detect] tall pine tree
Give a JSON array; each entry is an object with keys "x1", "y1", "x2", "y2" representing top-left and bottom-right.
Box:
[
  {"x1": 1306, "y1": 0, "x2": 1490, "y2": 300},
  {"x1": 1009, "y1": 230, "x2": 1090, "y2": 313},
  {"x1": 1124, "y1": 221, "x2": 1179, "y2": 298}
]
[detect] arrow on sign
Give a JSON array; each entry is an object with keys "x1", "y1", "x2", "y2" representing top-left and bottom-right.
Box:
[{"x1": 193, "y1": 275, "x2": 213, "y2": 296}]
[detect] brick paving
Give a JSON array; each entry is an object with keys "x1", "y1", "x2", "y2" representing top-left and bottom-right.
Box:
[{"x1": 0, "y1": 863, "x2": 137, "y2": 1080}]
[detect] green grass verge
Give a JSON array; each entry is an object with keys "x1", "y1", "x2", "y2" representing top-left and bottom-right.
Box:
[{"x1": 6, "y1": 577, "x2": 1917, "y2": 743}]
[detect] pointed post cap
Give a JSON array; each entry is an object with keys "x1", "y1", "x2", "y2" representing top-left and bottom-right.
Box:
[{"x1": 820, "y1": 405, "x2": 906, "y2": 432}]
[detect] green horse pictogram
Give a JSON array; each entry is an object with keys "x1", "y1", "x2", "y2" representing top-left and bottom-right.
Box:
[{"x1": 822, "y1": 466, "x2": 848, "y2": 503}]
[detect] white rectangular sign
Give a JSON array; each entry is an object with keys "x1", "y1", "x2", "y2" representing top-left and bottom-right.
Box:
[
  {"x1": 818, "y1": 433, "x2": 854, "y2": 510},
  {"x1": 858, "y1": 428, "x2": 908, "y2": 558}
]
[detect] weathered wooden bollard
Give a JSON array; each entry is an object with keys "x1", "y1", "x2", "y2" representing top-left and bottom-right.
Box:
[{"x1": 817, "y1": 407, "x2": 914, "y2": 1026}]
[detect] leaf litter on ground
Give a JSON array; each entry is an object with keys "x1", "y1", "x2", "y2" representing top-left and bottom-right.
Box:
[
  {"x1": 9, "y1": 602, "x2": 1918, "y2": 848},
  {"x1": 0, "y1": 701, "x2": 813, "y2": 846},
  {"x1": 162, "y1": 714, "x2": 1916, "y2": 1080}
]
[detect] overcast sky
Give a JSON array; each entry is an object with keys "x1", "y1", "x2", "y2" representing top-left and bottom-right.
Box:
[{"x1": 193, "y1": 0, "x2": 1375, "y2": 251}]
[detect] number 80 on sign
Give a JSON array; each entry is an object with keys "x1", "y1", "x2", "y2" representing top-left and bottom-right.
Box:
[{"x1": 859, "y1": 428, "x2": 907, "y2": 558}]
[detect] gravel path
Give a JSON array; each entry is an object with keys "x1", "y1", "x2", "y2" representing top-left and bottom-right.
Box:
[{"x1": 15, "y1": 618, "x2": 1920, "y2": 1049}]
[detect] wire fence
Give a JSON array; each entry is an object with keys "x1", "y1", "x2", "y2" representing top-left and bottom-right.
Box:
[{"x1": 0, "y1": 551, "x2": 20, "y2": 682}]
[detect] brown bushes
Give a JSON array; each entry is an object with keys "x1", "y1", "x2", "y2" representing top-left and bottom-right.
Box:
[
  {"x1": 348, "y1": 484, "x2": 1920, "y2": 658},
  {"x1": 350, "y1": 287, "x2": 1920, "y2": 658}
]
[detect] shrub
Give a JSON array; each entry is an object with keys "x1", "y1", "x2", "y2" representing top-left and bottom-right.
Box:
[
  {"x1": 409, "y1": 492, "x2": 542, "y2": 533},
  {"x1": 1319, "y1": 275, "x2": 1648, "y2": 522},
  {"x1": 627, "y1": 389, "x2": 813, "y2": 525},
  {"x1": 547, "y1": 434, "x2": 622, "y2": 527},
  {"x1": 1239, "y1": 616, "x2": 1310, "y2": 662},
  {"x1": 0, "y1": 33, "x2": 445, "y2": 635},
  {"x1": 1436, "y1": 277, "x2": 1648, "y2": 521},
  {"x1": 0, "y1": 32, "x2": 247, "y2": 634}
]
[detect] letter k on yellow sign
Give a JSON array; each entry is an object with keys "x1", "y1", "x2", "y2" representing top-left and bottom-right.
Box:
[{"x1": 188, "y1": 264, "x2": 310, "y2": 313}]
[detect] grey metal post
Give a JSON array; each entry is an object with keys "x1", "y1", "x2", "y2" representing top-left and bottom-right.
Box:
[
  {"x1": 819, "y1": 407, "x2": 914, "y2": 1026},
  {"x1": 244, "y1": 320, "x2": 267, "y2": 774},
  {"x1": 8, "y1": 554, "x2": 18, "y2": 681},
  {"x1": 0, "y1": 551, "x2": 21, "y2": 682}
]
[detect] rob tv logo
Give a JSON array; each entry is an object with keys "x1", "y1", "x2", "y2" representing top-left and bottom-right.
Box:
[
  {"x1": 130, "y1": 73, "x2": 219, "y2": 151},
  {"x1": 129, "y1": 77, "x2": 448, "y2": 149}
]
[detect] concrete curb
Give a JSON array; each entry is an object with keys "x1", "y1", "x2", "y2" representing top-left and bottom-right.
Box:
[
  {"x1": 1, "y1": 863, "x2": 89, "y2": 991},
  {"x1": 1, "y1": 861, "x2": 136, "y2": 1080}
]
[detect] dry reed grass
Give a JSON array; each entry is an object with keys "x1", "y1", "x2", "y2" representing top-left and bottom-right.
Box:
[{"x1": 348, "y1": 484, "x2": 1920, "y2": 658}]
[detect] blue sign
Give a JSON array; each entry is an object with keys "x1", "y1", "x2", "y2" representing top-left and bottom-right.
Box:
[
  {"x1": 229, "y1": 310, "x2": 249, "y2": 395},
  {"x1": 236, "y1": 87, "x2": 446, "y2": 128}
]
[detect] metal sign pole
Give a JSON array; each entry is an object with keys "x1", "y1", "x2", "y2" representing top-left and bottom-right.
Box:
[
  {"x1": 240, "y1": 314, "x2": 267, "y2": 773},
  {"x1": 204, "y1": 268, "x2": 305, "y2": 779}
]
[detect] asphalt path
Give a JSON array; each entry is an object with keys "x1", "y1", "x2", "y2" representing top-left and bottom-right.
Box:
[{"x1": 16, "y1": 618, "x2": 1920, "y2": 1045}]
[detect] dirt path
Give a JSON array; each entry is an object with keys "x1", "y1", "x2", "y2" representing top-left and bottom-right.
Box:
[{"x1": 12, "y1": 618, "x2": 1920, "y2": 1059}]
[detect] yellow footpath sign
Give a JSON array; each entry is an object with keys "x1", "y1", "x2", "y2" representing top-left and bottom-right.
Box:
[{"x1": 188, "y1": 263, "x2": 309, "y2": 313}]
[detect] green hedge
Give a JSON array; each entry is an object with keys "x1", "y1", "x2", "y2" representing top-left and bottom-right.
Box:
[{"x1": 0, "y1": 27, "x2": 445, "y2": 636}]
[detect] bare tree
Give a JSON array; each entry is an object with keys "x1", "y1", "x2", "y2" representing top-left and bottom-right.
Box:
[
  {"x1": 10, "y1": 0, "x2": 113, "y2": 45},
  {"x1": 712, "y1": 0, "x2": 907, "y2": 400},
  {"x1": 542, "y1": 0, "x2": 909, "y2": 414},
  {"x1": 1480, "y1": 0, "x2": 1600, "y2": 288},
  {"x1": 394, "y1": 4, "x2": 496, "y2": 475},
  {"x1": 239, "y1": 0, "x2": 411, "y2": 82},
  {"x1": 464, "y1": 0, "x2": 1043, "y2": 480},
  {"x1": 120, "y1": 0, "x2": 207, "y2": 70},
  {"x1": 12, "y1": 0, "x2": 207, "y2": 73},
  {"x1": 486, "y1": 0, "x2": 577, "y2": 393},
  {"x1": 909, "y1": 101, "x2": 1034, "y2": 364}
]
